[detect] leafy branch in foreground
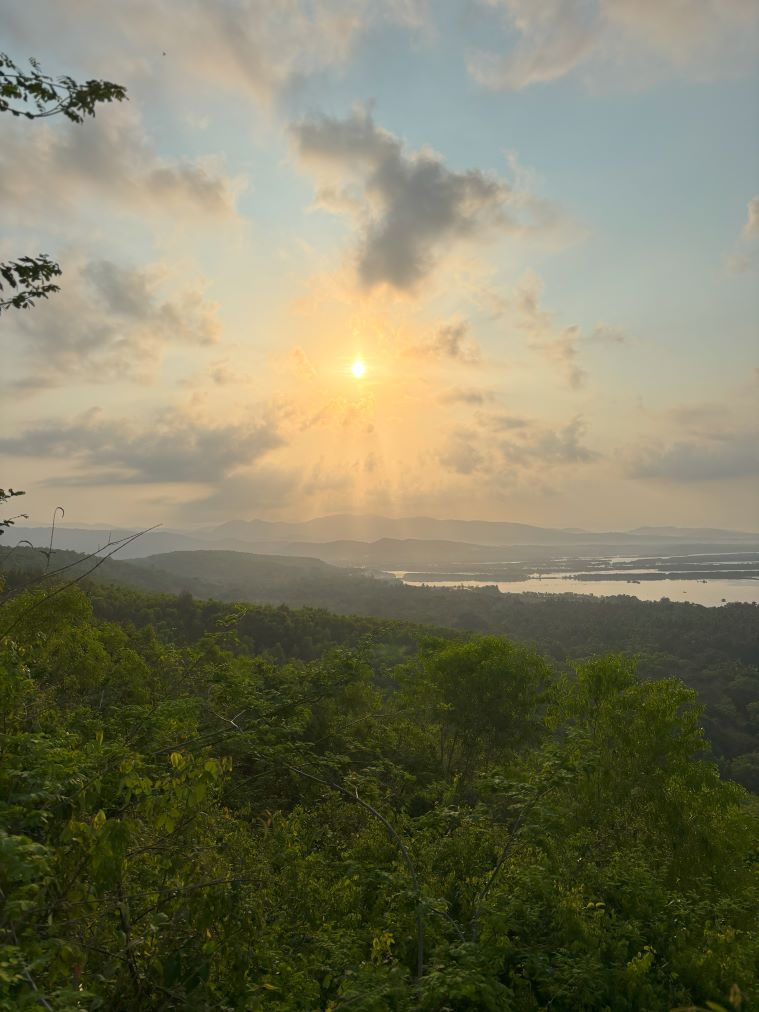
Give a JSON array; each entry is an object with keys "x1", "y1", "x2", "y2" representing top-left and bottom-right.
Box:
[
  {"x1": 0, "y1": 52, "x2": 127, "y2": 320},
  {"x1": 0, "y1": 488, "x2": 27, "y2": 537},
  {"x1": 0, "y1": 255, "x2": 62, "y2": 315},
  {"x1": 0, "y1": 52, "x2": 127, "y2": 122}
]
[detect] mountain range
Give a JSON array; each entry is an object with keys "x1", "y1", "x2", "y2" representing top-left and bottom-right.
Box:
[{"x1": 6, "y1": 514, "x2": 759, "y2": 565}]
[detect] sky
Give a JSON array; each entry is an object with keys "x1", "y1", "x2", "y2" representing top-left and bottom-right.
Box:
[{"x1": 1, "y1": 0, "x2": 758, "y2": 532}]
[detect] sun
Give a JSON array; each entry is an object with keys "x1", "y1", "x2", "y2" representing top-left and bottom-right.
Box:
[{"x1": 351, "y1": 359, "x2": 366, "y2": 379}]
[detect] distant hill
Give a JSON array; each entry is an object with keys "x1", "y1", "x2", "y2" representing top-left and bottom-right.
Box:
[
  {"x1": 0, "y1": 546, "x2": 393, "y2": 608},
  {"x1": 203, "y1": 515, "x2": 759, "y2": 546},
  {"x1": 630, "y1": 526, "x2": 759, "y2": 542},
  {"x1": 5, "y1": 526, "x2": 296, "y2": 560},
  {"x1": 204, "y1": 514, "x2": 585, "y2": 546},
  {"x1": 6, "y1": 514, "x2": 759, "y2": 565}
]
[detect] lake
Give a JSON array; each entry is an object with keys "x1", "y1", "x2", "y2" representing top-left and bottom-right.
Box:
[{"x1": 400, "y1": 576, "x2": 759, "y2": 606}]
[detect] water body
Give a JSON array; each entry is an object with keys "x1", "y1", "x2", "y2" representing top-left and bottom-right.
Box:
[{"x1": 400, "y1": 577, "x2": 759, "y2": 606}]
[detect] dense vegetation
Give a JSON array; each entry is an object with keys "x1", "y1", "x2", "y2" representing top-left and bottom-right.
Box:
[
  {"x1": 5, "y1": 545, "x2": 759, "y2": 791},
  {"x1": 1, "y1": 570, "x2": 757, "y2": 1009}
]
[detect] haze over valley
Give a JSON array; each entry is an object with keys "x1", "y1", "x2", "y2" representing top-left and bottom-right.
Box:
[{"x1": 9, "y1": 512, "x2": 759, "y2": 606}]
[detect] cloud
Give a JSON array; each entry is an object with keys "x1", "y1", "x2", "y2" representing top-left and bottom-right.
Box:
[
  {"x1": 208, "y1": 362, "x2": 248, "y2": 386},
  {"x1": 0, "y1": 406, "x2": 284, "y2": 484},
  {"x1": 184, "y1": 467, "x2": 301, "y2": 519},
  {"x1": 627, "y1": 428, "x2": 759, "y2": 482},
  {"x1": 0, "y1": 105, "x2": 240, "y2": 225},
  {"x1": 482, "y1": 270, "x2": 627, "y2": 388},
  {"x1": 181, "y1": 360, "x2": 255, "y2": 389},
  {"x1": 4, "y1": 0, "x2": 427, "y2": 109},
  {"x1": 6, "y1": 259, "x2": 221, "y2": 390},
  {"x1": 440, "y1": 387, "x2": 497, "y2": 405},
  {"x1": 665, "y1": 400, "x2": 745, "y2": 434},
  {"x1": 291, "y1": 106, "x2": 562, "y2": 291},
  {"x1": 471, "y1": 0, "x2": 601, "y2": 91},
  {"x1": 302, "y1": 461, "x2": 354, "y2": 496},
  {"x1": 437, "y1": 413, "x2": 599, "y2": 477},
  {"x1": 484, "y1": 413, "x2": 531, "y2": 430},
  {"x1": 728, "y1": 196, "x2": 759, "y2": 273},
  {"x1": 509, "y1": 271, "x2": 585, "y2": 387},
  {"x1": 182, "y1": 447, "x2": 388, "y2": 520},
  {"x1": 291, "y1": 346, "x2": 318, "y2": 378},
  {"x1": 439, "y1": 430, "x2": 486, "y2": 475},
  {"x1": 469, "y1": 0, "x2": 759, "y2": 91},
  {"x1": 587, "y1": 323, "x2": 627, "y2": 344},
  {"x1": 498, "y1": 415, "x2": 599, "y2": 467},
  {"x1": 413, "y1": 319, "x2": 482, "y2": 364},
  {"x1": 742, "y1": 196, "x2": 759, "y2": 239}
]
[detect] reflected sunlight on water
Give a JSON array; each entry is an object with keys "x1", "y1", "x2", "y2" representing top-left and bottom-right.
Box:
[{"x1": 402, "y1": 577, "x2": 759, "y2": 606}]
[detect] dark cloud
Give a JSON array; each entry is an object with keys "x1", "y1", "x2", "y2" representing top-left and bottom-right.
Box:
[
  {"x1": 627, "y1": 429, "x2": 759, "y2": 482},
  {"x1": 0, "y1": 407, "x2": 284, "y2": 484},
  {"x1": 291, "y1": 107, "x2": 537, "y2": 291},
  {"x1": 7, "y1": 259, "x2": 220, "y2": 390}
]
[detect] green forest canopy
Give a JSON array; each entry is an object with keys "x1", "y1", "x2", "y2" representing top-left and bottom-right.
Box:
[
  {"x1": 1, "y1": 567, "x2": 757, "y2": 1010},
  {"x1": 5, "y1": 544, "x2": 759, "y2": 791}
]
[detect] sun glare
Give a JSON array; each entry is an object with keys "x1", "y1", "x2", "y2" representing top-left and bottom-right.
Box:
[{"x1": 351, "y1": 359, "x2": 366, "y2": 379}]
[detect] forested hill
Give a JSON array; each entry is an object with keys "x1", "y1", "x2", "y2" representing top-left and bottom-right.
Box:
[
  {"x1": 3, "y1": 545, "x2": 758, "y2": 790},
  {"x1": 1, "y1": 561, "x2": 757, "y2": 1008}
]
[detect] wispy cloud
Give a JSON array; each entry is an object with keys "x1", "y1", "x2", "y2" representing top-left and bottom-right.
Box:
[
  {"x1": 437, "y1": 412, "x2": 599, "y2": 477},
  {"x1": 742, "y1": 196, "x2": 759, "y2": 239},
  {"x1": 627, "y1": 429, "x2": 759, "y2": 482},
  {"x1": 439, "y1": 429, "x2": 486, "y2": 475},
  {"x1": 4, "y1": 1, "x2": 428, "y2": 109},
  {"x1": 0, "y1": 106, "x2": 241, "y2": 225},
  {"x1": 481, "y1": 270, "x2": 626, "y2": 388},
  {"x1": 439, "y1": 386, "x2": 497, "y2": 405},
  {"x1": 0, "y1": 406, "x2": 284, "y2": 484},
  {"x1": 5, "y1": 259, "x2": 221, "y2": 391},
  {"x1": 469, "y1": 0, "x2": 759, "y2": 91},
  {"x1": 727, "y1": 195, "x2": 759, "y2": 273},
  {"x1": 411, "y1": 319, "x2": 482, "y2": 364}
]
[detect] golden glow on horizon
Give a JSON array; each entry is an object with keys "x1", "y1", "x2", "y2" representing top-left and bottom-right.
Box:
[{"x1": 351, "y1": 359, "x2": 366, "y2": 379}]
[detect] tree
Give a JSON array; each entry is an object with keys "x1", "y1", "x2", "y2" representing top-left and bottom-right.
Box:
[
  {"x1": 0, "y1": 53, "x2": 127, "y2": 316},
  {"x1": 407, "y1": 636, "x2": 550, "y2": 775}
]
